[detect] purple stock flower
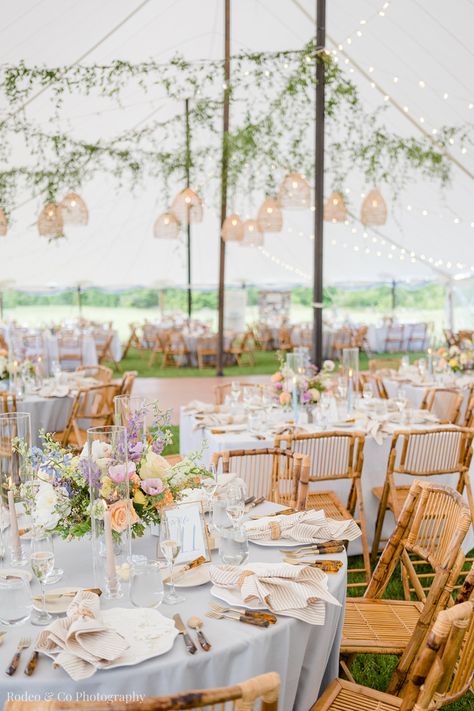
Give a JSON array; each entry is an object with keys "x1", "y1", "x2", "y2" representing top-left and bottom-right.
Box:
[
  {"x1": 78, "y1": 457, "x2": 101, "y2": 491},
  {"x1": 128, "y1": 441, "x2": 144, "y2": 462},
  {"x1": 141, "y1": 478, "x2": 164, "y2": 496},
  {"x1": 302, "y1": 391, "x2": 312, "y2": 403}
]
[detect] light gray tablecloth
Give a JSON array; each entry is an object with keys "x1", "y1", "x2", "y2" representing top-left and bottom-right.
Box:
[
  {"x1": 46, "y1": 335, "x2": 98, "y2": 371},
  {"x1": 17, "y1": 395, "x2": 73, "y2": 446},
  {"x1": 180, "y1": 410, "x2": 474, "y2": 555},
  {"x1": 0, "y1": 509, "x2": 347, "y2": 711}
]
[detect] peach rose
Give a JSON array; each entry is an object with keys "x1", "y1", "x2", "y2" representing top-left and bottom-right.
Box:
[
  {"x1": 279, "y1": 391, "x2": 291, "y2": 406},
  {"x1": 271, "y1": 371, "x2": 284, "y2": 382},
  {"x1": 108, "y1": 499, "x2": 139, "y2": 533}
]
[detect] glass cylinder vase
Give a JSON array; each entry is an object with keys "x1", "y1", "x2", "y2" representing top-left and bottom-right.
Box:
[
  {"x1": 0, "y1": 412, "x2": 32, "y2": 566},
  {"x1": 87, "y1": 425, "x2": 132, "y2": 599}
]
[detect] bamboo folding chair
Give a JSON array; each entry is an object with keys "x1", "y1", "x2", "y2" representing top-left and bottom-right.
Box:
[
  {"x1": 57, "y1": 334, "x2": 84, "y2": 370},
  {"x1": 94, "y1": 330, "x2": 121, "y2": 372},
  {"x1": 332, "y1": 327, "x2": 353, "y2": 359},
  {"x1": 368, "y1": 358, "x2": 401, "y2": 373},
  {"x1": 161, "y1": 331, "x2": 191, "y2": 368},
  {"x1": 225, "y1": 330, "x2": 256, "y2": 367},
  {"x1": 312, "y1": 601, "x2": 474, "y2": 711},
  {"x1": 211, "y1": 448, "x2": 310, "y2": 511},
  {"x1": 252, "y1": 322, "x2": 274, "y2": 351},
  {"x1": 196, "y1": 335, "x2": 217, "y2": 369},
  {"x1": 75, "y1": 365, "x2": 113, "y2": 383},
  {"x1": 0, "y1": 392, "x2": 16, "y2": 413},
  {"x1": 420, "y1": 387, "x2": 463, "y2": 424},
  {"x1": 277, "y1": 326, "x2": 293, "y2": 352},
  {"x1": 359, "y1": 372, "x2": 389, "y2": 399},
  {"x1": 214, "y1": 381, "x2": 258, "y2": 406},
  {"x1": 148, "y1": 331, "x2": 167, "y2": 367},
  {"x1": 340, "y1": 482, "x2": 470, "y2": 677},
  {"x1": 122, "y1": 322, "x2": 141, "y2": 358},
  {"x1": 385, "y1": 323, "x2": 405, "y2": 352},
  {"x1": 116, "y1": 370, "x2": 137, "y2": 397},
  {"x1": 52, "y1": 383, "x2": 118, "y2": 451},
  {"x1": 276, "y1": 431, "x2": 370, "y2": 589},
  {"x1": 372, "y1": 427, "x2": 474, "y2": 577},
  {"x1": 3, "y1": 672, "x2": 280, "y2": 711}
]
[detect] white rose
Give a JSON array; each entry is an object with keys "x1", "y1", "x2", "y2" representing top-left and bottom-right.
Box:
[
  {"x1": 308, "y1": 388, "x2": 321, "y2": 402},
  {"x1": 34, "y1": 482, "x2": 61, "y2": 530},
  {"x1": 139, "y1": 451, "x2": 172, "y2": 480},
  {"x1": 323, "y1": 359, "x2": 335, "y2": 372},
  {"x1": 80, "y1": 440, "x2": 113, "y2": 461}
]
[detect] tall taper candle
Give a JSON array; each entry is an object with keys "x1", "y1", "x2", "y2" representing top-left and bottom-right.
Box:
[
  {"x1": 7, "y1": 487, "x2": 21, "y2": 561},
  {"x1": 103, "y1": 509, "x2": 117, "y2": 582},
  {"x1": 347, "y1": 368, "x2": 354, "y2": 413}
]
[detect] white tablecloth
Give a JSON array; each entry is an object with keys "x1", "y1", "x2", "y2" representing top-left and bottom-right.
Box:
[
  {"x1": 46, "y1": 335, "x2": 98, "y2": 371},
  {"x1": 17, "y1": 394, "x2": 73, "y2": 446},
  {"x1": 0, "y1": 511, "x2": 347, "y2": 711},
  {"x1": 180, "y1": 411, "x2": 474, "y2": 555}
]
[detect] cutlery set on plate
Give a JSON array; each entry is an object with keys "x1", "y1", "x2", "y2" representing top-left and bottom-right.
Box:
[{"x1": 173, "y1": 614, "x2": 211, "y2": 654}]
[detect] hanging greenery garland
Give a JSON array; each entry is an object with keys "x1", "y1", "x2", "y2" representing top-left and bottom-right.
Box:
[{"x1": 0, "y1": 40, "x2": 470, "y2": 224}]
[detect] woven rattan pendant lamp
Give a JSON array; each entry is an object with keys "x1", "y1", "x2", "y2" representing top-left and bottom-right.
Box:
[
  {"x1": 277, "y1": 173, "x2": 310, "y2": 209},
  {"x1": 221, "y1": 213, "x2": 244, "y2": 242},
  {"x1": 257, "y1": 197, "x2": 283, "y2": 233},
  {"x1": 324, "y1": 191, "x2": 347, "y2": 222},
  {"x1": 0, "y1": 209, "x2": 7, "y2": 236},
  {"x1": 240, "y1": 219, "x2": 264, "y2": 246},
  {"x1": 171, "y1": 187, "x2": 203, "y2": 225},
  {"x1": 361, "y1": 188, "x2": 388, "y2": 226},
  {"x1": 153, "y1": 211, "x2": 180, "y2": 239},
  {"x1": 60, "y1": 191, "x2": 89, "y2": 225},
  {"x1": 37, "y1": 202, "x2": 64, "y2": 239}
]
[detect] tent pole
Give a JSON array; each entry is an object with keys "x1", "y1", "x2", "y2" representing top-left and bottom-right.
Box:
[
  {"x1": 312, "y1": 0, "x2": 326, "y2": 368},
  {"x1": 216, "y1": 0, "x2": 231, "y2": 377},
  {"x1": 185, "y1": 98, "x2": 192, "y2": 319},
  {"x1": 77, "y1": 286, "x2": 82, "y2": 318},
  {"x1": 446, "y1": 280, "x2": 455, "y2": 331},
  {"x1": 391, "y1": 279, "x2": 396, "y2": 312}
]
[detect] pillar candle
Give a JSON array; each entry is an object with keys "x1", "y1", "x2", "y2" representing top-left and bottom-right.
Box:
[
  {"x1": 103, "y1": 509, "x2": 117, "y2": 581},
  {"x1": 7, "y1": 487, "x2": 21, "y2": 561},
  {"x1": 347, "y1": 368, "x2": 353, "y2": 413}
]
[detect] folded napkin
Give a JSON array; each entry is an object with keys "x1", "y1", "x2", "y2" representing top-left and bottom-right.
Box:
[
  {"x1": 210, "y1": 562, "x2": 340, "y2": 624},
  {"x1": 39, "y1": 384, "x2": 70, "y2": 398},
  {"x1": 35, "y1": 591, "x2": 129, "y2": 680},
  {"x1": 193, "y1": 413, "x2": 246, "y2": 430},
  {"x1": 183, "y1": 400, "x2": 227, "y2": 414},
  {"x1": 365, "y1": 417, "x2": 391, "y2": 445},
  {"x1": 244, "y1": 509, "x2": 361, "y2": 544}
]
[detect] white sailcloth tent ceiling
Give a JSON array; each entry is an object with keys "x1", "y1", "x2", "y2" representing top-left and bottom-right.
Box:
[{"x1": 0, "y1": 0, "x2": 473, "y2": 290}]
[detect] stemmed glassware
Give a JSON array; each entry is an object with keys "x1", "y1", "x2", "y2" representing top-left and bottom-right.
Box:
[
  {"x1": 362, "y1": 383, "x2": 373, "y2": 402},
  {"x1": 230, "y1": 382, "x2": 241, "y2": 407},
  {"x1": 201, "y1": 466, "x2": 218, "y2": 533},
  {"x1": 30, "y1": 533, "x2": 55, "y2": 626},
  {"x1": 394, "y1": 386, "x2": 409, "y2": 424},
  {"x1": 160, "y1": 515, "x2": 185, "y2": 605}
]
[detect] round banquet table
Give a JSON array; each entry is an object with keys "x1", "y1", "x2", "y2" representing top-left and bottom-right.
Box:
[
  {"x1": 0, "y1": 514, "x2": 347, "y2": 711},
  {"x1": 180, "y1": 410, "x2": 474, "y2": 555},
  {"x1": 17, "y1": 394, "x2": 73, "y2": 446}
]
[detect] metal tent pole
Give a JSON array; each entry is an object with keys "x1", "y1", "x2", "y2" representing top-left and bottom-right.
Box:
[
  {"x1": 312, "y1": 0, "x2": 326, "y2": 368},
  {"x1": 216, "y1": 0, "x2": 231, "y2": 376},
  {"x1": 185, "y1": 98, "x2": 192, "y2": 319}
]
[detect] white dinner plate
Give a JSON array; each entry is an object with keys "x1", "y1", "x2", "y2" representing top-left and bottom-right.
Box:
[
  {"x1": 208, "y1": 423, "x2": 247, "y2": 433},
  {"x1": 32, "y1": 586, "x2": 80, "y2": 614},
  {"x1": 99, "y1": 608, "x2": 178, "y2": 669},
  {"x1": 210, "y1": 585, "x2": 269, "y2": 611},
  {"x1": 329, "y1": 420, "x2": 355, "y2": 428},
  {"x1": 163, "y1": 563, "x2": 211, "y2": 588}
]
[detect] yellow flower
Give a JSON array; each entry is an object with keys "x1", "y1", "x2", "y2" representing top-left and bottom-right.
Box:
[
  {"x1": 139, "y1": 451, "x2": 172, "y2": 480},
  {"x1": 100, "y1": 476, "x2": 114, "y2": 499},
  {"x1": 449, "y1": 358, "x2": 458, "y2": 368},
  {"x1": 133, "y1": 489, "x2": 147, "y2": 506}
]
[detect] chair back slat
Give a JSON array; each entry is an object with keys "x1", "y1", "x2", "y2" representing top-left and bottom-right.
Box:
[{"x1": 277, "y1": 431, "x2": 364, "y2": 482}]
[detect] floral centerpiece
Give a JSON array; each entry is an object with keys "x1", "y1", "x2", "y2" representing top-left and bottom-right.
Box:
[
  {"x1": 271, "y1": 356, "x2": 335, "y2": 407},
  {"x1": 18, "y1": 404, "x2": 210, "y2": 539},
  {"x1": 437, "y1": 344, "x2": 474, "y2": 373}
]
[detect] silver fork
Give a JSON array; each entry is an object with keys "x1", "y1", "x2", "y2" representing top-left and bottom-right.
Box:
[
  {"x1": 209, "y1": 602, "x2": 277, "y2": 624},
  {"x1": 5, "y1": 637, "x2": 30, "y2": 676}
]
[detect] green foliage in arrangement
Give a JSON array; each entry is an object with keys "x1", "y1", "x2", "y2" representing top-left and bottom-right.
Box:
[{"x1": 0, "y1": 40, "x2": 470, "y2": 221}]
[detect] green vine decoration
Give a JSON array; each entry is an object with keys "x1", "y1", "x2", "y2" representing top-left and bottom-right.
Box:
[{"x1": 0, "y1": 40, "x2": 470, "y2": 227}]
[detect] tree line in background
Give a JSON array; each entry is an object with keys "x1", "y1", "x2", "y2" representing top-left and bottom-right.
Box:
[{"x1": 2, "y1": 283, "x2": 445, "y2": 313}]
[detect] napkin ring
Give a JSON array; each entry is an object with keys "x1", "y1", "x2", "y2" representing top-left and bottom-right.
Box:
[
  {"x1": 237, "y1": 570, "x2": 254, "y2": 588},
  {"x1": 270, "y1": 522, "x2": 281, "y2": 540},
  {"x1": 75, "y1": 606, "x2": 95, "y2": 619}
]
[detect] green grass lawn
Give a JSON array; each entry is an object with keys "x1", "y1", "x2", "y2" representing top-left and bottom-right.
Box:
[{"x1": 108, "y1": 348, "x2": 425, "y2": 379}]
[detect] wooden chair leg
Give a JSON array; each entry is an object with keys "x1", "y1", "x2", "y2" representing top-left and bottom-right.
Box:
[
  {"x1": 355, "y1": 478, "x2": 371, "y2": 584},
  {"x1": 371, "y1": 481, "x2": 391, "y2": 562}
]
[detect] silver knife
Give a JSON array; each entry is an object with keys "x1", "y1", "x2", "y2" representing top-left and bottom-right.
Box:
[{"x1": 173, "y1": 614, "x2": 198, "y2": 654}]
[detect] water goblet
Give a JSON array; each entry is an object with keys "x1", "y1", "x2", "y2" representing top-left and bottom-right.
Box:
[
  {"x1": 159, "y1": 516, "x2": 185, "y2": 605},
  {"x1": 362, "y1": 383, "x2": 373, "y2": 402},
  {"x1": 0, "y1": 574, "x2": 32, "y2": 626},
  {"x1": 30, "y1": 534, "x2": 55, "y2": 626},
  {"x1": 130, "y1": 557, "x2": 164, "y2": 608},
  {"x1": 219, "y1": 526, "x2": 249, "y2": 566}
]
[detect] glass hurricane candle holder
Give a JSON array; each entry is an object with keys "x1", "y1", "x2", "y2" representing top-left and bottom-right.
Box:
[
  {"x1": 87, "y1": 425, "x2": 132, "y2": 599},
  {"x1": 0, "y1": 412, "x2": 32, "y2": 566}
]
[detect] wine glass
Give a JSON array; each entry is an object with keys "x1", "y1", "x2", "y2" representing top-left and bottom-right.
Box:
[
  {"x1": 418, "y1": 358, "x2": 427, "y2": 380},
  {"x1": 130, "y1": 557, "x2": 164, "y2": 608},
  {"x1": 201, "y1": 467, "x2": 218, "y2": 532},
  {"x1": 230, "y1": 381, "x2": 241, "y2": 406},
  {"x1": 225, "y1": 479, "x2": 247, "y2": 529},
  {"x1": 0, "y1": 574, "x2": 32, "y2": 626},
  {"x1": 30, "y1": 534, "x2": 55, "y2": 626},
  {"x1": 394, "y1": 386, "x2": 409, "y2": 424},
  {"x1": 362, "y1": 383, "x2": 373, "y2": 402},
  {"x1": 159, "y1": 516, "x2": 185, "y2": 605}
]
